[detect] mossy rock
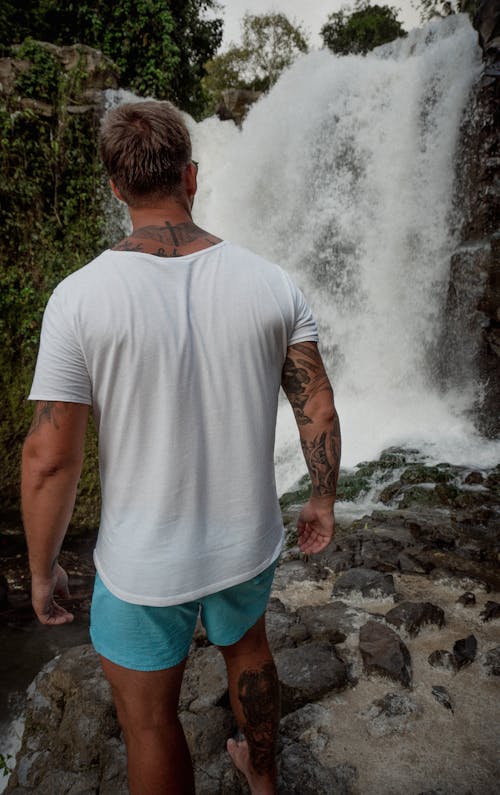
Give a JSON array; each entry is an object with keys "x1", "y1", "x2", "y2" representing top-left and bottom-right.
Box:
[
  {"x1": 336, "y1": 471, "x2": 370, "y2": 501},
  {"x1": 400, "y1": 465, "x2": 452, "y2": 485},
  {"x1": 279, "y1": 474, "x2": 311, "y2": 512},
  {"x1": 398, "y1": 483, "x2": 459, "y2": 509}
]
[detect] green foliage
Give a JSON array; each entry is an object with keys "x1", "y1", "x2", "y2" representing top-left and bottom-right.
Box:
[
  {"x1": 0, "y1": 51, "x2": 106, "y2": 522},
  {"x1": 321, "y1": 1, "x2": 406, "y2": 55},
  {"x1": 412, "y1": 1, "x2": 480, "y2": 23},
  {"x1": 203, "y1": 12, "x2": 308, "y2": 111},
  {"x1": 1, "y1": 0, "x2": 223, "y2": 118}
]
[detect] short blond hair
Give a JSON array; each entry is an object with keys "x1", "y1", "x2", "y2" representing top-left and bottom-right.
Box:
[{"x1": 99, "y1": 101, "x2": 192, "y2": 206}]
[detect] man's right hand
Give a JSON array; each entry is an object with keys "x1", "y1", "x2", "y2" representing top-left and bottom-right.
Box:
[
  {"x1": 297, "y1": 497, "x2": 335, "y2": 554},
  {"x1": 31, "y1": 563, "x2": 74, "y2": 625}
]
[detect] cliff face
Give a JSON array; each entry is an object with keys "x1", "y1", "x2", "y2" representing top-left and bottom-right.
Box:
[{"x1": 443, "y1": 0, "x2": 500, "y2": 436}]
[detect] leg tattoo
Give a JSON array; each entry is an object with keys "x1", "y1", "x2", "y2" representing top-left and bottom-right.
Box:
[{"x1": 237, "y1": 662, "x2": 280, "y2": 775}]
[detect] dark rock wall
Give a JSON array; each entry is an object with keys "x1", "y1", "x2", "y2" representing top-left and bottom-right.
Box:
[{"x1": 443, "y1": 1, "x2": 500, "y2": 436}]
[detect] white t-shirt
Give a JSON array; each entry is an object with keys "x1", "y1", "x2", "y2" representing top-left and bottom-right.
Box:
[{"x1": 29, "y1": 241, "x2": 318, "y2": 605}]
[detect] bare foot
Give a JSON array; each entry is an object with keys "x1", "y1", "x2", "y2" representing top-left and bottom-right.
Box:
[{"x1": 227, "y1": 738, "x2": 276, "y2": 795}]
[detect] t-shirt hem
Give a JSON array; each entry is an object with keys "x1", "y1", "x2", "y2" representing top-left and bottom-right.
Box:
[
  {"x1": 288, "y1": 331, "x2": 319, "y2": 346},
  {"x1": 27, "y1": 393, "x2": 92, "y2": 405},
  {"x1": 93, "y1": 533, "x2": 284, "y2": 607}
]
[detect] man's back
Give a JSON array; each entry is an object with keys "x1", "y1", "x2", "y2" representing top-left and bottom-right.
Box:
[{"x1": 29, "y1": 240, "x2": 317, "y2": 604}]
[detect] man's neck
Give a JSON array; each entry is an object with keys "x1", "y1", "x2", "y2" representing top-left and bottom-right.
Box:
[{"x1": 113, "y1": 203, "x2": 221, "y2": 258}]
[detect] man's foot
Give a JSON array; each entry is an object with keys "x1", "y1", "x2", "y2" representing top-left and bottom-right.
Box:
[{"x1": 227, "y1": 738, "x2": 276, "y2": 795}]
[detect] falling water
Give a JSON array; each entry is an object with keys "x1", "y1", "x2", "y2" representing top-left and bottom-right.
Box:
[{"x1": 189, "y1": 14, "x2": 500, "y2": 495}]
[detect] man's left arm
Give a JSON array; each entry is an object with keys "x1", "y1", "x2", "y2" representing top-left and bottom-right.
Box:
[{"x1": 22, "y1": 400, "x2": 89, "y2": 625}]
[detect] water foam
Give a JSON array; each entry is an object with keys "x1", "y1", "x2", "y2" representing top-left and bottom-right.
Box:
[{"x1": 190, "y1": 15, "x2": 499, "y2": 492}]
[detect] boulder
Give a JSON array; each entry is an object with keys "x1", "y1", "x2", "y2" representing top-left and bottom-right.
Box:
[
  {"x1": 480, "y1": 645, "x2": 500, "y2": 676},
  {"x1": 332, "y1": 568, "x2": 396, "y2": 599},
  {"x1": 431, "y1": 685, "x2": 454, "y2": 713},
  {"x1": 480, "y1": 600, "x2": 500, "y2": 621},
  {"x1": 453, "y1": 635, "x2": 478, "y2": 669},
  {"x1": 275, "y1": 642, "x2": 349, "y2": 714},
  {"x1": 428, "y1": 649, "x2": 459, "y2": 673},
  {"x1": 457, "y1": 591, "x2": 476, "y2": 606},
  {"x1": 384, "y1": 601, "x2": 445, "y2": 637},
  {"x1": 298, "y1": 600, "x2": 380, "y2": 641},
  {"x1": 279, "y1": 743, "x2": 357, "y2": 795},
  {"x1": 359, "y1": 620, "x2": 412, "y2": 688},
  {"x1": 362, "y1": 691, "x2": 423, "y2": 737},
  {"x1": 179, "y1": 646, "x2": 227, "y2": 713}
]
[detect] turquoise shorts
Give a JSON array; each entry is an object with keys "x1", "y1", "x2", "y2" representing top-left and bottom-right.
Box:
[{"x1": 90, "y1": 559, "x2": 278, "y2": 671}]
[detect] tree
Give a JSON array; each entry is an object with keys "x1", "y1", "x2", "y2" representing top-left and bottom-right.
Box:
[
  {"x1": 203, "y1": 12, "x2": 308, "y2": 111},
  {"x1": 0, "y1": 1, "x2": 223, "y2": 117},
  {"x1": 321, "y1": 1, "x2": 406, "y2": 55},
  {"x1": 411, "y1": 1, "x2": 481, "y2": 22}
]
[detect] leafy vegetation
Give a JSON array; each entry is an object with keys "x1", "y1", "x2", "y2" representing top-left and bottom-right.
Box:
[
  {"x1": 412, "y1": 0, "x2": 481, "y2": 22},
  {"x1": 0, "y1": 0, "x2": 223, "y2": 117},
  {"x1": 321, "y1": 1, "x2": 406, "y2": 55},
  {"x1": 203, "y1": 13, "x2": 308, "y2": 111}
]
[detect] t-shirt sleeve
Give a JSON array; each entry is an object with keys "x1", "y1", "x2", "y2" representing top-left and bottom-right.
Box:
[
  {"x1": 28, "y1": 290, "x2": 92, "y2": 404},
  {"x1": 284, "y1": 272, "x2": 319, "y2": 346}
]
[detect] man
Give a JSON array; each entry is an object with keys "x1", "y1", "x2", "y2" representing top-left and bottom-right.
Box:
[{"x1": 22, "y1": 100, "x2": 340, "y2": 795}]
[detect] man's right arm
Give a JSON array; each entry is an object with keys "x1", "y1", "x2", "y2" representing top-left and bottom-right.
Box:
[{"x1": 281, "y1": 341, "x2": 341, "y2": 554}]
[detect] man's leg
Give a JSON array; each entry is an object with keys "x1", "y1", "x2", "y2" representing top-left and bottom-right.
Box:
[
  {"x1": 218, "y1": 615, "x2": 280, "y2": 795},
  {"x1": 99, "y1": 655, "x2": 195, "y2": 795}
]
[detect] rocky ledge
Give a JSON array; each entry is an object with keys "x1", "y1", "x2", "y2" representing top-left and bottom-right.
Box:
[{"x1": 4, "y1": 448, "x2": 500, "y2": 794}]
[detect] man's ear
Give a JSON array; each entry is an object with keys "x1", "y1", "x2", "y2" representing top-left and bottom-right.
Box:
[
  {"x1": 110, "y1": 180, "x2": 125, "y2": 203},
  {"x1": 183, "y1": 162, "x2": 198, "y2": 207}
]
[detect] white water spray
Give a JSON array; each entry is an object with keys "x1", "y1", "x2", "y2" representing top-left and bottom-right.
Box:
[{"x1": 190, "y1": 14, "x2": 500, "y2": 493}]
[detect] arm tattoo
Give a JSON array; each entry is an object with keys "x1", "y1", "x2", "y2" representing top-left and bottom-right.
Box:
[
  {"x1": 113, "y1": 221, "x2": 221, "y2": 257},
  {"x1": 281, "y1": 342, "x2": 332, "y2": 426},
  {"x1": 238, "y1": 662, "x2": 280, "y2": 776},
  {"x1": 27, "y1": 401, "x2": 64, "y2": 437},
  {"x1": 301, "y1": 411, "x2": 341, "y2": 497}
]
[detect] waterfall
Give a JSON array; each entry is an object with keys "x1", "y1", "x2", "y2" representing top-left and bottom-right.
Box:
[{"x1": 189, "y1": 14, "x2": 500, "y2": 495}]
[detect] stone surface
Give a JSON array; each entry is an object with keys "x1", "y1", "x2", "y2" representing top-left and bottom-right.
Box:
[
  {"x1": 362, "y1": 691, "x2": 423, "y2": 737},
  {"x1": 480, "y1": 600, "x2": 500, "y2": 621},
  {"x1": 298, "y1": 600, "x2": 379, "y2": 640},
  {"x1": 332, "y1": 567, "x2": 396, "y2": 598},
  {"x1": 279, "y1": 742, "x2": 357, "y2": 795},
  {"x1": 453, "y1": 635, "x2": 478, "y2": 669},
  {"x1": 179, "y1": 646, "x2": 228, "y2": 712},
  {"x1": 457, "y1": 591, "x2": 476, "y2": 606},
  {"x1": 428, "y1": 649, "x2": 459, "y2": 673},
  {"x1": 359, "y1": 620, "x2": 412, "y2": 688},
  {"x1": 384, "y1": 601, "x2": 445, "y2": 637},
  {"x1": 481, "y1": 645, "x2": 500, "y2": 676},
  {"x1": 431, "y1": 685, "x2": 454, "y2": 713},
  {"x1": 216, "y1": 88, "x2": 261, "y2": 125},
  {"x1": 275, "y1": 642, "x2": 349, "y2": 714}
]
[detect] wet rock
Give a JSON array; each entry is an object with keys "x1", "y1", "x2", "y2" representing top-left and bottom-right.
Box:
[
  {"x1": 0, "y1": 573, "x2": 9, "y2": 610},
  {"x1": 385, "y1": 601, "x2": 445, "y2": 637},
  {"x1": 216, "y1": 88, "x2": 261, "y2": 126},
  {"x1": 397, "y1": 551, "x2": 427, "y2": 574},
  {"x1": 298, "y1": 600, "x2": 379, "y2": 640},
  {"x1": 359, "y1": 620, "x2": 412, "y2": 688},
  {"x1": 400, "y1": 465, "x2": 451, "y2": 485},
  {"x1": 453, "y1": 635, "x2": 477, "y2": 669},
  {"x1": 480, "y1": 600, "x2": 500, "y2": 621},
  {"x1": 378, "y1": 481, "x2": 403, "y2": 504},
  {"x1": 428, "y1": 649, "x2": 459, "y2": 673},
  {"x1": 363, "y1": 691, "x2": 423, "y2": 737},
  {"x1": 272, "y1": 558, "x2": 328, "y2": 590},
  {"x1": 481, "y1": 645, "x2": 500, "y2": 676},
  {"x1": 457, "y1": 591, "x2": 476, "y2": 606},
  {"x1": 275, "y1": 642, "x2": 349, "y2": 714},
  {"x1": 265, "y1": 604, "x2": 310, "y2": 651},
  {"x1": 464, "y1": 471, "x2": 484, "y2": 484},
  {"x1": 431, "y1": 685, "x2": 454, "y2": 713},
  {"x1": 332, "y1": 568, "x2": 395, "y2": 598},
  {"x1": 279, "y1": 742, "x2": 357, "y2": 795},
  {"x1": 180, "y1": 646, "x2": 227, "y2": 712},
  {"x1": 180, "y1": 707, "x2": 233, "y2": 761}
]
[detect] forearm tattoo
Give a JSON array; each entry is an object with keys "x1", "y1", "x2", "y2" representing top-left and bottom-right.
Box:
[
  {"x1": 282, "y1": 342, "x2": 340, "y2": 497},
  {"x1": 281, "y1": 342, "x2": 332, "y2": 426},
  {"x1": 238, "y1": 662, "x2": 280, "y2": 776},
  {"x1": 301, "y1": 414, "x2": 341, "y2": 497}
]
